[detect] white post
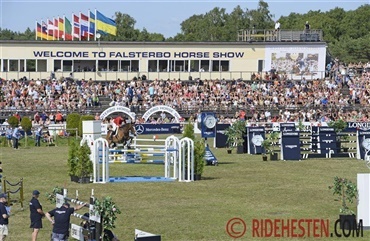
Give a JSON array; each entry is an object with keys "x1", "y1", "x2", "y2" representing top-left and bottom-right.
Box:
[
  {"x1": 179, "y1": 137, "x2": 194, "y2": 182},
  {"x1": 357, "y1": 173, "x2": 370, "y2": 229},
  {"x1": 93, "y1": 138, "x2": 109, "y2": 184}
]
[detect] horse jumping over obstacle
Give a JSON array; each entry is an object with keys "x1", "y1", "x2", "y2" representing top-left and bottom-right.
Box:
[{"x1": 106, "y1": 122, "x2": 136, "y2": 148}]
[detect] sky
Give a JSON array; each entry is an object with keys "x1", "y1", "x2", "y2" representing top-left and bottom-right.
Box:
[{"x1": 0, "y1": 0, "x2": 369, "y2": 38}]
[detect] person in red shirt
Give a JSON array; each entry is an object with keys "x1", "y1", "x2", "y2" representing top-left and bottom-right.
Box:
[{"x1": 111, "y1": 116, "x2": 125, "y2": 138}]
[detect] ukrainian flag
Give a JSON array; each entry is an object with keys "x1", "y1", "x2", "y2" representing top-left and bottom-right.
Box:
[{"x1": 96, "y1": 10, "x2": 116, "y2": 36}]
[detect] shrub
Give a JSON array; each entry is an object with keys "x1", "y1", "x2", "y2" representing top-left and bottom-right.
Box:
[
  {"x1": 66, "y1": 113, "x2": 81, "y2": 136},
  {"x1": 8, "y1": 116, "x2": 19, "y2": 128}
]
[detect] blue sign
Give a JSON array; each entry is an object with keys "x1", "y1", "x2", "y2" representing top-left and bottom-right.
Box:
[
  {"x1": 345, "y1": 122, "x2": 370, "y2": 132},
  {"x1": 204, "y1": 145, "x2": 217, "y2": 165},
  {"x1": 247, "y1": 127, "x2": 265, "y2": 154},
  {"x1": 281, "y1": 131, "x2": 301, "y2": 160},
  {"x1": 215, "y1": 124, "x2": 230, "y2": 148},
  {"x1": 135, "y1": 124, "x2": 180, "y2": 135},
  {"x1": 280, "y1": 123, "x2": 296, "y2": 132},
  {"x1": 201, "y1": 112, "x2": 216, "y2": 138},
  {"x1": 318, "y1": 127, "x2": 337, "y2": 154}
]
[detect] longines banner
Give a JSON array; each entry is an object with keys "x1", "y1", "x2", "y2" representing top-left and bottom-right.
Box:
[{"x1": 135, "y1": 124, "x2": 181, "y2": 135}]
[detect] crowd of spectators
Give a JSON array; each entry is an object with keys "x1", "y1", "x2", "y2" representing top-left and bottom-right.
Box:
[{"x1": 0, "y1": 60, "x2": 370, "y2": 125}]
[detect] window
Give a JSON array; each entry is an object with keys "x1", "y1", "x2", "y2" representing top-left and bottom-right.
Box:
[
  {"x1": 98, "y1": 60, "x2": 108, "y2": 71},
  {"x1": 9, "y1": 60, "x2": 19, "y2": 71},
  {"x1": 37, "y1": 59, "x2": 47, "y2": 72},
  {"x1": 109, "y1": 60, "x2": 118, "y2": 71},
  {"x1": 221, "y1": 61, "x2": 229, "y2": 71},
  {"x1": 258, "y1": 60, "x2": 265, "y2": 72},
  {"x1": 201, "y1": 60, "x2": 210, "y2": 72},
  {"x1": 212, "y1": 60, "x2": 220, "y2": 71},
  {"x1": 0, "y1": 60, "x2": 2, "y2": 72},
  {"x1": 63, "y1": 60, "x2": 72, "y2": 72},
  {"x1": 120, "y1": 60, "x2": 139, "y2": 72},
  {"x1": 190, "y1": 60, "x2": 199, "y2": 72},
  {"x1": 54, "y1": 60, "x2": 62, "y2": 72},
  {"x1": 20, "y1": 60, "x2": 25, "y2": 71},
  {"x1": 26, "y1": 59, "x2": 36, "y2": 72},
  {"x1": 2, "y1": 59, "x2": 8, "y2": 72},
  {"x1": 159, "y1": 60, "x2": 168, "y2": 72},
  {"x1": 170, "y1": 60, "x2": 187, "y2": 72},
  {"x1": 148, "y1": 60, "x2": 157, "y2": 72}
]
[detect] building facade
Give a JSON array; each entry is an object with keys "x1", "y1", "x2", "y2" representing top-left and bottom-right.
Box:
[{"x1": 0, "y1": 40, "x2": 326, "y2": 81}]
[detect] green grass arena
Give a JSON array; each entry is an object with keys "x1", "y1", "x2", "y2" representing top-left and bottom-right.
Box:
[{"x1": 0, "y1": 135, "x2": 369, "y2": 241}]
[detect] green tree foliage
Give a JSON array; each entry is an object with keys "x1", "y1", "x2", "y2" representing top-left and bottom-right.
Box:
[
  {"x1": 8, "y1": 116, "x2": 19, "y2": 128},
  {"x1": 182, "y1": 121, "x2": 195, "y2": 141},
  {"x1": 66, "y1": 113, "x2": 81, "y2": 136},
  {"x1": 76, "y1": 142, "x2": 93, "y2": 178},
  {"x1": 67, "y1": 140, "x2": 78, "y2": 176},
  {"x1": 20, "y1": 116, "x2": 32, "y2": 147},
  {"x1": 1, "y1": 3, "x2": 369, "y2": 61}
]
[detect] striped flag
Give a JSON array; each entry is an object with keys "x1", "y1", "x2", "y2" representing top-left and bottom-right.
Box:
[
  {"x1": 80, "y1": 13, "x2": 89, "y2": 39},
  {"x1": 58, "y1": 17, "x2": 64, "y2": 39},
  {"x1": 48, "y1": 19, "x2": 56, "y2": 40},
  {"x1": 54, "y1": 18, "x2": 59, "y2": 39},
  {"x1": 41, "y1": 21, "x2": 49, "y2": 40},
  {"x1": 73, "y1": 14, "x2": 80, "y2": 40},
  {"x1": 89, "y1": 11, "x2": 95, "y2": 40}
]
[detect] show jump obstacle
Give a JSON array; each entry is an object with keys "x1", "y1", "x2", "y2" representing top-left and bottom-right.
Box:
[
  {"x1": 55, "y1": 188, "x2": 102, "y2": 241},
  {"x1": 82, "y1": 120, "x2": 194, "y2": 183}
]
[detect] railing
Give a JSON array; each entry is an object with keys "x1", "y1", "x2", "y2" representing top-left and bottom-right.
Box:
[
  {"x1": 1, "y1": 70, "x2": 329, "y2": 82},
  {"x1": 237, "y1": 29, "x2": 323, "y2": 42}
]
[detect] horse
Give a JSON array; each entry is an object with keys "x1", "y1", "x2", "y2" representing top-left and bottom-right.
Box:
[{"x1": 106, "y1": 123, "x2": 136, "y2": 148}]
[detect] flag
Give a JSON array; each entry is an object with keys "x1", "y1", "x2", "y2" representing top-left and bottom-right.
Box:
[
  {"x1": 64, "y1": 17, "x2": 73, "y2": 40},
  {"x1": 89, "y1": 11, "x2": 95, "y2": 39},
  {"x1": 54, "y1": 18, "x2": 59, "y2": 39},
  {"x1": 36, "y1": 22, "x2": 43, "y2": 39},
  {"x1": 48, "y1": 19, "x2": 56, "y2": 40},
  {"x1": 80, "y1": 13, "x2": 89, "y2": 38},
  {"x1": 73, "y1": 14, "x2": 80, "y2": 40},
  {"x1": 58, "y1": 17, "x2": 64, "y2": 39},
  {"x1": 96, "y1": 10, "x2": 116, "y2": 36},
  {"x1": 42, "y1": 21, "x2": 49, "y2": 40}
]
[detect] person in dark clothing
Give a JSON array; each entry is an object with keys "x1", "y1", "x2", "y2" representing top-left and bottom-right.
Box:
[
  {"x1": 30, "y1": 190, "x2": 45, "y2": 241},
  {"x1": 0, "y1": 193, "x2": 9, "y2": 241},
  {"x1": 45, "y1": 202, "x2": 84, "y2": 241}
]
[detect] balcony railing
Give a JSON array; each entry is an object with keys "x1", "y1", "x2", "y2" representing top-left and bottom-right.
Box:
[{"x1": 237, "y1": 29, "x2": 323, "y2": 42}]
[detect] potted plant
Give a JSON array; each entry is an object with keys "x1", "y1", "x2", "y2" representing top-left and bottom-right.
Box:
[
  {"x1": 193, "y1": 139, "x2": 206, "y2": 180},
  {"x1": 268, "y1": 131, "x2": 280, "y2": 160},
  {"x1": 328, "y1": 176, "x2": 358, "y2": 230},
  {"x1": 75, "y1": 142, "x2": 93, "y2": 183},
  {"x1": 261, "y1": 139, "x2": 271, "y2": 161},
  {"x1": 67, "y1": 141, "x2": 79, "y2": 182},
  {"x1": 328, "y1": 119, "x2": 348, "y2": 153},
  {"x1": 224, "y1": 120, "x2": 246, "y2": 154}
]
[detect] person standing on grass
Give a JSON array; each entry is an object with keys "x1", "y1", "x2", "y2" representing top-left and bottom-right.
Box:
[
  {"x1": 46, "y1": 202, "x2": 85, "y2": 241},
  {"x1": 30, "y1": 190, "x2": 45, "y2": 241},
  {"x1": 12, "y1": 125, "x2": 21, "y2": 149},
  {"x1": 35, "y1": 125, "x2": 43, "y2": 147},
  {"x1": 0, "y1": 193, "x2": 9, "y2": 241}
]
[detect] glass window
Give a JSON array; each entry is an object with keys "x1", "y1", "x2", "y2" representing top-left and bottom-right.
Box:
[
  {"x1": 159, "y1": 60, "x2": 168, "y2": 72},
  {"x1": 37, "y1": 59, "x2": 47, "y2": 72},
  {"x1": 131, "y1": 60, "x2": 139, "y2": 72},
  {"x1": 212, "y1": 60, "x2": 220, "y2": 71},
  {"x1": 258, "y1": 60, "x2": 265, "y2": 72},
  {"x1": 148, "y1": 60, "x2": 157, "y2": 72},
  {"x1": 20, "y1": 60, "x2": 25, "y2": 71},
  {"x1": 121, "y1": 60, "x2": 130, "y2": 71},
  {"x1": 109, "y1": 60, "x2": 118, "y2": 71},
  {"x1": 26, "y1": 59, "x2": 36, "y2": 72},
  {"x1": 190, "y1": 60, "x2": 199, "y2": 72},
  {"x1": 54, "y1": 60, "x2": 62, "y2": 72},
  {"x1": 201, "y1": 60, "x2": 210, "y2": 72},
  {"x1": 9, "y1": 60, "x2": 19, "y2": 71},
  {"x1": 221, "y1": 60, "x2": 229, "y2": 71},
  {"x1": 175, "y1": 60, "x2": 185, "y2": 71},
  {"x1": 63, "y1": 60, "x2": 72, "y2": 72},
  {"x1": 0, "y1": 60, "x2": 2, "y2": 72},
  {"x1": 2, "y1": 59, "x2": 8, "y2": 72},
  {"x1": 98, "y1": 60, "x2": 108, "y2": 71}
]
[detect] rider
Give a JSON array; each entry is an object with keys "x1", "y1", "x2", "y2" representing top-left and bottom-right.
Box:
[{"x1": 111, "y1": 116, "x2": 125, "y2": 139}]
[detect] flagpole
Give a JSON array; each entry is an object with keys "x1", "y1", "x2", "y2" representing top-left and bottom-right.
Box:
[
  {"x1": 63, "y1": 14, "x2": 66, "y2": 41},
  {"x1": 57, "y1": 16, "x2": 60, "y2": 40},
  {"x1": 78, "y1": 12, "x2": 81, "y2": 41},
  {"x1": 71, "y1": 13, "x2": 74, "y2": 41},
  {"x1": 94, "y1": 9, "x2": 97, "y2": 41}
]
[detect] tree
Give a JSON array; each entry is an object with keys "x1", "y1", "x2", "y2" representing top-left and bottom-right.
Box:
[{"x1": 20, "y1": 117, "x2": 32, "y2": 147}]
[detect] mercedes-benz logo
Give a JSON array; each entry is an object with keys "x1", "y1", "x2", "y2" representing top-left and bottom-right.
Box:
[{"x1": 135, "y1": 125, "x2": 145, "y2": 135}]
